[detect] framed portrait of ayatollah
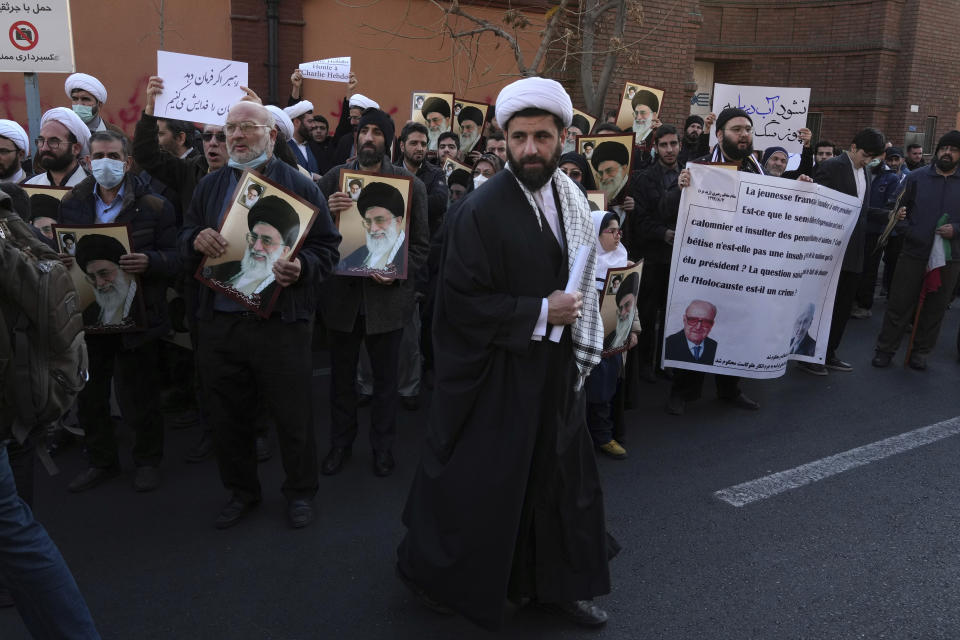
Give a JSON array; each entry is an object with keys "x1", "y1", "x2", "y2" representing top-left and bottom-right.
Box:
[
  {"x1": 452, "y1": 98, "x2": 489, "y2": 154},
  {"x1": 599, "y1": 262, "x2": 642, "y2": 356},
  {"x1": 615, "y1": 81, "x2": 664, "y2": 144},
  {"x1": 411, "y1": 91, "x2": 455, "y2": 151},
  {"x1": 336, "y1": 169, "x2": 414, "y2": 280},
  {"x1": 577, "y1": 133, "x2": 634, "y2": 205},
  {"x1": 53, "y1": 223, "x2": 147, "y2": 334},
  {"x1": 196, "y1": 171, "x2": 320, "y2": 318}
]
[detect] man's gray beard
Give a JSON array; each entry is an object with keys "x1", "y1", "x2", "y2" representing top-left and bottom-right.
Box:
[
  {"x1": 93, "y1": 270, "x2": 131, "y2": 324},
  {"x1": 238, "y1": 246, "x2": 281, "y2": 283},
  {"x1": 633, "y1": 119, "x2": 652, "y2": 144},
  {"x1": 612, "y1": 312, "x2": 632, "y2": 349},
  {"x1": 427, "y1": 128, "x2": 442, "y2": 150},
  {"x1": 766, "y1": 164, "x2": 785, "y2": 177},
  {"x1": 562, "y1": 138, "x2": 576, "y2": 154},
  {"x1": 365, "y1": 223, "x2": 400, "y2": 268},
  {"x1": 601, "y1": 171, "x2": 629, "y2": 200},
  {"x1": 460, "y1": 131, "x2": 479, "y2": 152}
]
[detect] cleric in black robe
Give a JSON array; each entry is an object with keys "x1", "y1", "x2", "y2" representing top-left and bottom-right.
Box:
[{"x1": 397, "y1": 77, "x2": 614, "y2": 630}]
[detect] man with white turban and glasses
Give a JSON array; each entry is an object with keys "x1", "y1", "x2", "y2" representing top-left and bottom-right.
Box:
[
  {"x1": 25, "y1": 107, "x2": 90, "y2": 187},
  {"x1": 397, "y1": 77, "x2": 615, "y2": 630},
  {"x1": 0, "y1": 119, "x2": 31, "y2": 183},
  {"x1": 64, "y1": 72, "x2": 124, "y2": 135}
]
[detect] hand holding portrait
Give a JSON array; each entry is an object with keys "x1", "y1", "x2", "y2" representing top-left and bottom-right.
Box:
[
  {"x1": 119, "y1": 252, "x2": 149, "y2": 274},
  {"x1": 194, "y1": 228, "x2": 228, "y2": 258},
  {"x1": 329, "y1": 191, "x2": 354, "y2": 214},
  {"x1": 273, "y1": 257, "x2": 301, "y2": 287}
]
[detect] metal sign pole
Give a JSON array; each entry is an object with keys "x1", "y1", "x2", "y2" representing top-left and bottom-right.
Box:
[{"x1": 24, "y1": 72, "x2": 41, "y2": 158}]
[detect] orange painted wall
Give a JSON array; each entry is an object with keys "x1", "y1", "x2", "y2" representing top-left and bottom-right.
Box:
[
  {"x1": 298, "y1": 0, "x2": 543, "y2": 127},
  {"x1": 0, "y1": 0, "x2": 232, "y2": 137}
]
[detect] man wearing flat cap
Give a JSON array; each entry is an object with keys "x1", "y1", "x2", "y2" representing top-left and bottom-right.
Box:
[
  {"x1": 318, "y1": 107, "x2": 429, "y2": 479},
  {"x1": 0, "y1": 119, "x2": 31, "y2": 183},
  {"x1": 591, "y1": 140, "x2": 631, "y2": 204},
  {"x1": 203, "y1": 195, "x2": 300, "y2": 299},
  {"x1": 180, "y1": 101, "x2": 341, "y2": 530},
  {"x1": 283, "y1": 100, "x2": 320, "y2": 177},
  {"x1": 398, "y1": 76, "x2": 615, "y2": 630},
  {"x1": 25, "y1": 107, "x2": 90, "y2": 188},
  {"x1": 457, "y1": 106, "x2": 484, "y2": 155},
  {"x1": 65, "y1": 72, "x2": 124, "y2": 135},
  {"x1": 662, "y1": 106, "x2": 764, "y2": 416},
  {"x1": 421, "y1": 96, "x2": 452, "y2": 151},
  {"x1": 58, "y1": 129, "x2": 180, "y2": 495},
  {"x1": 340, "y1": 182, "x2": 407, "y2": 272}
]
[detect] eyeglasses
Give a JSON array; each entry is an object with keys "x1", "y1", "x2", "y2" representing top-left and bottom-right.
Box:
[
  {"x1": 684, "y1": 316, "x2": 714, "y2": 328},
  {"x1": 561, "y1": 168, "x2": 583, "y2": 179},
  {"x1": 35, "y1": 137, "x2": 71, "y2": 150},
  {"x1": 201, "y1": 132, "x2": 227, "y2": 142},
  {"x1": 84, "y1": 267, "x2": 116, "y2": 284},
  {"x1": 245, "y1": 232, "x2": 284, "y2": 249},
  {"x1": 361, "y1": 215, "x2": 397, "y2": 229},
  {"x1": 601, "y1": 228, "x2": 622, "y2": 236},
  {"x1": 224, "y1": 122, "x2": 270, "y2": 136}
]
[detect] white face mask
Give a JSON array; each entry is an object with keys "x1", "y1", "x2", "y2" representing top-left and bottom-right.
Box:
[
  {"x1": 473, "y1": 174, "x2": 488, "y2": 189},
  {"x1": 91, "y1": 157, "x2": 125, "y2": 189},
  {"x1": 867, "y1": 158, "x2": 882, "y2": 169}
]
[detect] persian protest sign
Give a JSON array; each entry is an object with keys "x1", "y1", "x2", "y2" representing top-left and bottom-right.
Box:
[
  {"x1": 662, "y1": 164, "x2": 861, "y2": 378},
  {"x1": 155, "y1": 51, "x2": 248, "y2": 125},
  {"x1": 710, "y1": 84, "x2": 810, "y2": 155},
  {"x1": 0, "y1": 0, "x2": 74, "y2": 73},
  {"x1": 299, "y1": 56, "x2": 350, "y2": 83}
]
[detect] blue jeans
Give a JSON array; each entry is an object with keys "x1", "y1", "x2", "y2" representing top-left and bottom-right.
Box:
[{"x1": 0, "y1": 444, "x2": 100, "y2": 639}]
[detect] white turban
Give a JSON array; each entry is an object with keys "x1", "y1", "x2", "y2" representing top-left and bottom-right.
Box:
[
  {"x1": 40, "y1": 107, "x2": 91, "y2": 155},
  {"x1": 0, "y1": 119, "x2": 28, "y2": 152},
  {"x1": 495, "y1": 77, "x2": 572, "y2": 130},
  {"x1": 348, "y1": 94, "x2": 379, "y2": 110},
  {"x1": 64, "y1": 73, "x2": 107, "y2": 104},
  {"x1": 284, "y1": 100, "x2": 314, "y2": 121},
  {"x1": 265, "y1": 105, "x2": 294, "y2": 140}
]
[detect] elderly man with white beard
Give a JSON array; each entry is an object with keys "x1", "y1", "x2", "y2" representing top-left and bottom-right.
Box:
[
  {"x1": 180, "y1": 101, "x2": 341, "y2": 530},
  {"x1": 318, "y1": 107, "x2": 430, "y2": 478},
  {"x1": 58, "y1": 130, "x2": 179, "y2": 494},
  {"x1": 421, "y1": 97, "x2": 452, "y2": 151},
  {"x1": 591, "y1": 141, "x2": 631, "y2": 204},
  {"x1": 457, "y1": 106, "x2": 484, "y2": 155}
]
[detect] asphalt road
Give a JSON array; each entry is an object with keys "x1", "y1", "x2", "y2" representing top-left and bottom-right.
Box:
[{"x1": 5, "y1": 297, "x2": 960, "y2": 639}]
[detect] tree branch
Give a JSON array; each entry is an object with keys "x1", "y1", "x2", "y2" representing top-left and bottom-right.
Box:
[{"x1": 529, "y1": 0, "x2": 571, "y2": 76}]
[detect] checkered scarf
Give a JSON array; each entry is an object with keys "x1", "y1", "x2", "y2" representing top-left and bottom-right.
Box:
[{"x1": 509, "y1": 167, "x2": 603, "y2": 387}]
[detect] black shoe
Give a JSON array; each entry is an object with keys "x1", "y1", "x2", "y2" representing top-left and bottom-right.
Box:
[
  {"x1": 373, "y1": 449, "x2": 395, "y2": 477},
  {"x1": 825, "y1": 356, "x2": 853, "y2": 372},
  {"x1": 723, "y1": 393, "x2": 760, "y2": 411},
  {"x1": 872, "y1": 351, "x2": 893, "y2": 368},
  {"x1": 400, "y1": 395, "x2": 420, "y2": 411},
  {"x1": 356, "y1": 394, "x2": 372, "y2": 408},
  {"x1": 287, "y1": 498, "x2": 315, "y2": 529},
  {"x1": 255, "y1": 436, "x2": 272, "y2": 463},
  {"x1": 665, "y1": 396, "x2": 685, "y2": 416},
  {"x1": 798, "y1": 361, "x2": 828, "y2": 376},
  {"x1": 133, "y1": 466, "x2": 160, "y2": 492},
  {"x1": 185, "y1": 431, "x2": 214, "y2": 463},
  {"x1": 67, "y1": 466, "x2": 119, "y2": 493},
  {"x1": 321, "y1": 446, "x2": 351, "y2": 475},
  {"x1": 908, "y1": 352, "x2": 928, "y2": 370},
  {"x1": 535, "y1": 600, "x2": 608, "y2": 627},
  {"x1": 214, "y1": 496, "x2": 259, "y2": 529},
  {"x1": 396, "y1": 563, "x2": 455, "y2": 615}
]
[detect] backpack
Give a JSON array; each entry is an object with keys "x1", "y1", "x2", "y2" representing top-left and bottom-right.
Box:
[{"x1": 0, "y1": 207, "x2": 88, "y2": 457}]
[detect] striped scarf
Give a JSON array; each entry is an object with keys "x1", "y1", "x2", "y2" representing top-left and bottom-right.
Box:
[{"x1": 711, "y1": 145, "x2": 766, "y2": 174}]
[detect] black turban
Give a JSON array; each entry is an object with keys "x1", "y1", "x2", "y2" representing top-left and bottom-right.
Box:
[
  {"x1": 29, "y1": 193, "x2": 59, "y2": 221},
  {"x1": 357, "y1": 181, "x2": 405, "y2": 220},
  {"x1": 448, "y1": 168, "x2": 472, "y2": 190},
  {"x1": 248, "y1": 195, "x2": 300, "y2": 248},
  {"x1": 631, "y1": 89, "x2": 660, "y2": 113},
  {"x1": 358, "y1": 108, "x2": 395, "y2": 148},
  {"x1": 421, "y1": 96, "x2": 451, "y2": 119},
  {"x1": 570, "y1": 114, "x2": 590, "y2": 134},
  {"x1": 76, "y1": 233, "x2": 126, "y2": 271},
  {"x1": 457, "y1": 106, "x2": 484, "y2": 128},
  {"x1": 245, "y1": 183, "x2": 264, "y2": 196},
  {"x1": 616, "y1": 271, "x2": 639, "y2": 305},
  {"x1": 590, "y1": 141, "x2": 630, "y2": 171},
  {"x1": 716, "y1": 107, "x2": 752, "y2": 132}
]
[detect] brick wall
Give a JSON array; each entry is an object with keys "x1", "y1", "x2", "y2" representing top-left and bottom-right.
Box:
[{"x1": 230, "y1": 0, "x2": 304, "y2": 105}]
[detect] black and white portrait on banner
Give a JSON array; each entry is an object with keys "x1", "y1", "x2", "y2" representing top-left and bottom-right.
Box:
[
  {"x1": 53, "y1": 223, "x2": 147, "y2": 334},
  {"x1": 196, "y1": 171, "x2": 319, "y2": 317},
  {"x1": 335, "y1": 169, "x2": 413, "y2": 279}
]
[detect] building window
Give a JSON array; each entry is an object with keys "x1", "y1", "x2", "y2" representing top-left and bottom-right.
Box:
[{"x1": 923, "y1": 116, "x2": 938, "y2": 154}]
